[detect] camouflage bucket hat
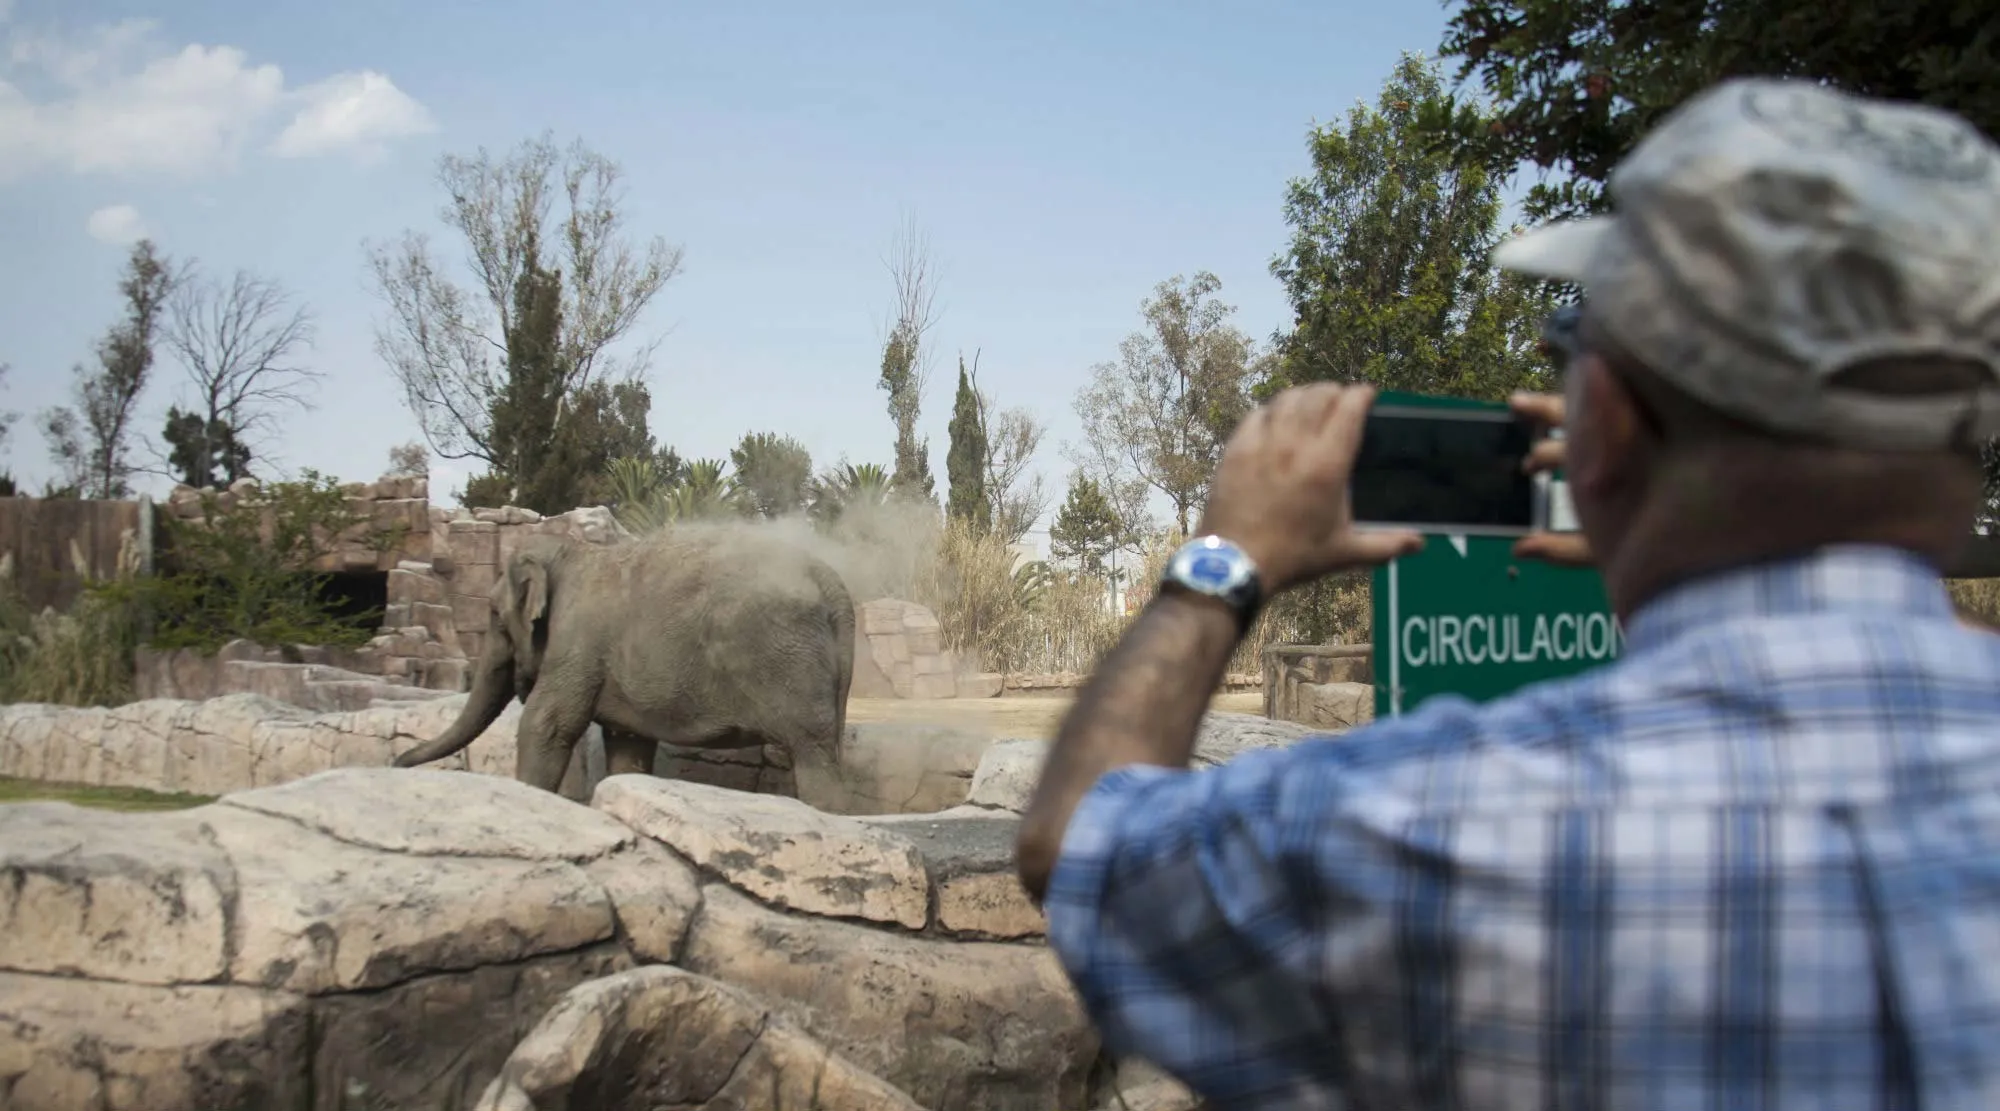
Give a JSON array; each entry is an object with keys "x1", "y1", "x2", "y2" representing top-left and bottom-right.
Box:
[{"x1": 1496, "y1": 77, "x2": 2000, "y2": 451}]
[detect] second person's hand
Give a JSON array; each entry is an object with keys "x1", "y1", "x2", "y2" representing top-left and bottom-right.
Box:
[{"x1": 1509, "y1": 392, "x2": 1595, "y2": 568}]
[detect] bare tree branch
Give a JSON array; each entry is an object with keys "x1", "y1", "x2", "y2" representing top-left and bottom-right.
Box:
[
  {"x1": 975, "y1": 380, "x2": 1052, "y2": 547},
  {"x1": 160, "y1": 266, "x2": 319, "y2": 478},
  {"x1": 365, "y1": 132, "x2": 686, "y2": 466}
]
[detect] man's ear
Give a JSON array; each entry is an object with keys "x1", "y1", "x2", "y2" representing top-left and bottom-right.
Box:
[{"x1": 1566, "y1": 353, "x2": 1650, "y2": 499}]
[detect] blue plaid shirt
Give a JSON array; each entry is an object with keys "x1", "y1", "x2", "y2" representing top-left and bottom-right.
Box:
[{"x1": 1044, "y1": 545, "x2": 2000, "y2": 1110}]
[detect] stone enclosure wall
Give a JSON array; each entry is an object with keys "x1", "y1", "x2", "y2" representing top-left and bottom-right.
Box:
[{"x1": 0, "y1": 698, "x2": 1320, "y2": 1109}]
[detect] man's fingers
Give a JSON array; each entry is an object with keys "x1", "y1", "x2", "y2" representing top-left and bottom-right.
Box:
[
  {"x1": 1337, "y1": 528, "x2": 1425, "y2": 567},
  {"x1": 1319, "y1": 384, "x2": 1377, "y2": 457},
  {"x1": 1510, "y1": 392, "x2": 1565, "y2": 426},
  {"x1": 1512, "y1": 532, "x2": 1595, "y2": 568},
  {"x1": 1523, "y1": 438, "x2": 1567, "y2": 474}
]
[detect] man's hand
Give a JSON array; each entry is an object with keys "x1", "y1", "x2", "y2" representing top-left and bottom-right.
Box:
[
  {"x1": 1198, "y1": 383, "x2": 1425, "y2": 594},
  {"x1": 1509, "y1": 392, "x2": 1595, "y2": 568}
]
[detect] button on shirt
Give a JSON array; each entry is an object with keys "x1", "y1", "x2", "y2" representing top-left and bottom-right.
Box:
[{"x1": 1043, "y1": 545, "x2": 2000, "y2": 1110}]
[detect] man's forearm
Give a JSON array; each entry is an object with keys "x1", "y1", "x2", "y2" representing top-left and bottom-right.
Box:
[{"x1": 1016, "y1": 588, "x2": 1245, "y2": 902}]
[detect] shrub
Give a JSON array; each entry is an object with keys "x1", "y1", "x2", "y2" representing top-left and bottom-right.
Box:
[{"x1": 101, "y1": 470, "x2": 394, "y2": 654}]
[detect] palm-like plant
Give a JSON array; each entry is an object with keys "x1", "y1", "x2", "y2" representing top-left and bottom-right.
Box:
[
  {"x1": 604, "y1": 455, "x2": 674, "y2": 534},
  {"x1": 669, "y1": 458, "x2": 738, "y2": 521},
  {"x1": 807, "y1": 461, "x2": 894, "y2": 524}
]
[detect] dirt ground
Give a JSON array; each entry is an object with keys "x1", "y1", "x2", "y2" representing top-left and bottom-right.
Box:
[{"x1": 845, "y1": 690, "x2": 1264, "y2": 739}]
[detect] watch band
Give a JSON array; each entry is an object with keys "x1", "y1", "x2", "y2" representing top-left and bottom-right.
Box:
[{"x1": 1160, "y1": 535, "x2": 1263, "y2": 635}]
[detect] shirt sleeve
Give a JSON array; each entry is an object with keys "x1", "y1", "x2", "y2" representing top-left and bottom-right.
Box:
[{"x1": 1040, "y1": 737, "x2": 1361, "y2": 1105}]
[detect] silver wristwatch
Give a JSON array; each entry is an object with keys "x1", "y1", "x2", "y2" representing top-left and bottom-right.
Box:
[{"x1": 1160, "y1": 535, "x2": 1263, "y2": 632}]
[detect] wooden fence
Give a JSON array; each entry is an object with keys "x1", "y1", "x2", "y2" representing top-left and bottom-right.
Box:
[{"x1": 0, "y1": 496, "x2": 152, "y2": 613}]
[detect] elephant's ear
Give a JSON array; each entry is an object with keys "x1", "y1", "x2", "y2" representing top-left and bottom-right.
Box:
[{"x1": 512, "y1": 556, "x2": 550, "y2": 628}]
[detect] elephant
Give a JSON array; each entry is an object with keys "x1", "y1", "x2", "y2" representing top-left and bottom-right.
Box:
[{"x1": 393, "y1": 526, "x2": 856, "y2": 809}]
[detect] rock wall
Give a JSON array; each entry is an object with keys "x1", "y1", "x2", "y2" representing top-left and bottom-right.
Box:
[
  {"x1": 0, "y1": 768, "x2": 1107, "y2": 1111},
  {"x1": 424, "y1": 504, "x2": 626, "y2": 665},
  {"x1": 0, "y1": 694, "x2": 993, "y2": 817},
  {"x1": 162, "y1": 475, "x2": 435, "y2": 574}
]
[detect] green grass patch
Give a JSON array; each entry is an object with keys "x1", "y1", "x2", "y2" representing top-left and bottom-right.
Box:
[{"x1": 0, "y1": 776, "x2": 216, "y2": 811}]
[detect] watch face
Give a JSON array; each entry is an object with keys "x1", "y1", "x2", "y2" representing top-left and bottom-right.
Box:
[{"x1": 1186, "y1": 550, "x2": 1237, "y2": 588}]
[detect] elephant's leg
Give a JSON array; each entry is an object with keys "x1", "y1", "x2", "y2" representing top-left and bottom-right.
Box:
[
  {"x1": 515, "y1": 691, "x2": 595, "y2": 793},
  {"x1": 602, "y1": 728, "x2": 654, "y2": 778}
]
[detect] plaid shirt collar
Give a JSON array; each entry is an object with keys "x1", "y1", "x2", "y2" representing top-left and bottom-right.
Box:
[{"x1": 1621, "y1": 543, "x2": 1956, "y2": 654}]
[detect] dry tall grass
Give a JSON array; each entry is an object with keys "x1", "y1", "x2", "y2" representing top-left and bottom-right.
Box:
[
  {"x1": 0, "y1": 533, "x2": 145, "y2": 706},
  {"x1": 907, "y1": 519, "x2": 1370, "y2": 677}
]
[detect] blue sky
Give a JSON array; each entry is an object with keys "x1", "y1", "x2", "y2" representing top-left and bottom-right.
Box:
[{"x1": 0, "y1": 0, "x2": 1472, "y2": 554}]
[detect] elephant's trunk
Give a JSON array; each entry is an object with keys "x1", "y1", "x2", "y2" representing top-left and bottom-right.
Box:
[{"x1": 393, "y1": 632, "x2": 516, "y2": 768}]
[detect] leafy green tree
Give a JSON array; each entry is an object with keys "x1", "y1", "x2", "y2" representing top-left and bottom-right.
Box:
[
  {"x1": 946, "y1": 355, "x2": 992, "y2": 532},
  {"x1": 1073, "y1": 271, "x2": 1255, "y2": 536},
  {"x1": 40, "y1": 239, "x2": 179, "y2": 498},
  {"x1": 729, "y1": 432, "x2": 813, "y2": 518},
  {"x1": 1266, "y1": 53, "x2": 1555, "y2": 402},
  {"x1": 162, "y1": 406, "x2": 252, "y2": 488},
  {"x1": 477, "y1": 252, "x2": 566, "y2": 508},
  {"x1": 1435, "y1": 2, "x2": 2000, "y2": 521},
  {"x1": 1434, "y1": 0, "x2": 2000, "y2": 224},
  {"x1": 1049, "y1": 472, "x2": 1124, "y2": 579}
]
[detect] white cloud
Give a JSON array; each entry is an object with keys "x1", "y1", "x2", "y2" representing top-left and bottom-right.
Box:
[
  {"x1": 0, "y1": 17, "x2": 432, "y2": 182},
  {"x1": 271, "y1": 70, "x2": 434, "y2": 160},
  {"x1": 85, "y1": 202, "x2": 143, "y2": 243}
]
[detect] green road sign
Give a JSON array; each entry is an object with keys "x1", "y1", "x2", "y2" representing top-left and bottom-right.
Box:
[{"x1": 1365, "y1": 391, "x2": 1621, "y2": 718}]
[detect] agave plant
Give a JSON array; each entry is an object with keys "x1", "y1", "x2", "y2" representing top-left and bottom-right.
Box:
[
  {"x1": 604, "y1": 455, "x2": 675, "y2": 535},
  {"x1": 1011, "y1": 559, "x2": 1056, "y2": 611}
]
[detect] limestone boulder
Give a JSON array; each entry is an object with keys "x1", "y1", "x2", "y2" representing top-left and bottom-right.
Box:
[
  {"x1": 1294, "y1": 680, "x2": 1374, "y2": 731},
  {"x1": 595, "y1": 776, "x2": 930, "y2": 929},
  {"x1": 474, "y1": 965, "x2": 928, "y2": 1111},
  {"x1": 682, "y1": 884, "x2": 1097, "y2": 1111},
  {"x1": 0, "y1": 974, "x2": 312, "y2": 1111},
  {"x1": 966, "y1": 711, "x2": 1317, "y2": 813},
  {"x1": 0, "y1": 768, "x2": 692, "y2": 1110},
  {"x1": 0, "y1": 803, "x2": 235, "y2": 984},
  {"x1": 0, "y1": 692, "x2": 522, "y2": 797},
  {"x1": 862, "y1": 807, "x2": 1042, "y2": 939}
]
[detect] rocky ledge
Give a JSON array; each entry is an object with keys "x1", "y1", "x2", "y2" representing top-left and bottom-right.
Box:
[{"x1": 0, "y1": 768, "x2": 1109, "y2": 1111}]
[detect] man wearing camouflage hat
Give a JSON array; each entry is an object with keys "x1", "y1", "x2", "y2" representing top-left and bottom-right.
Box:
[{"x1": 1017, "y1": 77, "x2": 2000, "y2": 1109}]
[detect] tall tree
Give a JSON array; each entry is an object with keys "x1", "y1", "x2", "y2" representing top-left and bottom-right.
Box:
[
  {"x1": 367, "y1": 133, "x2": 684, "y2": 508},
  {"x1": 1072, "y1": 271, "x2": 1255, "y2": 536},
  {"x1": 877, "y1": 215, "x2": 939, "y2": 502},
  {"x1": 1434, "y1": 0, "x2": 2000, "y2": 224},
  {"x1": 1434, "y1": 2, "x2": 2000, "y2": 520},
  {"x1": 41, "y1": 239, "x2": 179, "y2": 498},
  {"x1": 477, "y1": 252, "x2": 567, "y2": 508},
  {"x1": 978, "y1": 389, "x2": 1051, "y2": 548},
  {"x1": 157, "y1": 265, "x2": 317, "y2": 488},
  {"x1": 1049, "y1": 472, "x2": 1123, "y2": 580},
  {"x1": 729, "y1": 432, "x2": 813, "y2": 518},
  {"x1": 1267, "y1": 52, "x2": 1555, "y2": 401},
  {"x1": 945, "y1": 355, "x2": 992, "y2": 531}
]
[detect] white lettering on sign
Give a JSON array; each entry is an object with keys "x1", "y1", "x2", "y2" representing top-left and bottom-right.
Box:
[{"x1": 1398, "y1": 611, "x2": 1622, "y2": 668}]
